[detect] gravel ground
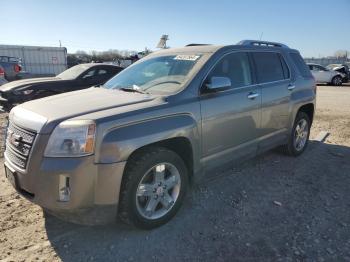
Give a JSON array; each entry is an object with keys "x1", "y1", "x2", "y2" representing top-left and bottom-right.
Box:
[{"x1": 0, "y1": 84, "x2": 350, "y2": 262}]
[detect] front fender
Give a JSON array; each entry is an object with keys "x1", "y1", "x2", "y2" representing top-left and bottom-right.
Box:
[{"x1": 96, "y1": 114, "x2": 199, "y2": 165}]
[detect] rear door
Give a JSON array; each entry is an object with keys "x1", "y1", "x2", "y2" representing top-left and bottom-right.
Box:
[
  {"x1": 200, "y1": 51, "x2": 261, "y2": 169},
  {"x1": 252, "y1": 51, "x2": 293, "y2": 150},
  {"x1": 316, "y1": 65, "x2": 333, "y2": 82}
]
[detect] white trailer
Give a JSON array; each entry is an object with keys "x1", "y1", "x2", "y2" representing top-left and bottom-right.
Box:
[{"x1": 0, "y1": 45, "x2": 67, "y2": 76}]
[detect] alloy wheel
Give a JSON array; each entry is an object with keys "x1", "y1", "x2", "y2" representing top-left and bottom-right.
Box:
[
  {"x1": 294, "y1": 119, "x2": 309, "y2": 151},
  {"x1": 136, "y1": 163, "x2": 181, "y2": 220}
]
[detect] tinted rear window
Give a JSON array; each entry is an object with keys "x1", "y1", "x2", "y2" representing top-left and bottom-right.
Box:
[
  {"x1": 252, "y1": 52, "x2": 286, "y2": 83},
  {"x1": 289, "y1": 53, "x2": 312, "y2": 78}
]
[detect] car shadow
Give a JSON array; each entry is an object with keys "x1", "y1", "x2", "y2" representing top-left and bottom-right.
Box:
[{"x1": 45, "y1": 140, "x2": 350, "y2": 261}]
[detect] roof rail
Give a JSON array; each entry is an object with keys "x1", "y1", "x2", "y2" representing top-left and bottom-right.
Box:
[
  {"x1": 237, "y1": 40, "x2": 289, "y2": 48},
  {"x1": 185, "y1": 44, "x2": 211, "y2": 47}
]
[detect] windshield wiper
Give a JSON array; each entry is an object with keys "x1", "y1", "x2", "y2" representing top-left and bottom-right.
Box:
[{"x1": 119, "y1": 85, "x2": 148, "y2": 94}]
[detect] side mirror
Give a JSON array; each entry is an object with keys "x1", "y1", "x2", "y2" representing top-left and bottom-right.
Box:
[{"x1": 205, "y1": 76, "x2": 231, "y2": 91}]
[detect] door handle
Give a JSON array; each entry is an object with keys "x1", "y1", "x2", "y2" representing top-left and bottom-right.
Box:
[
  {"x1": 247, "y1": 92, "x2": 259, "y2": 99},
  {"x1": 287, "y1": 84, "x2": 296, "y2": 90}
]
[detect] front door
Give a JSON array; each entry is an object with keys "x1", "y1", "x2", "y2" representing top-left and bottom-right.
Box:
[
  {"x1": 310, "y1": 65, "x2": 329, "y2": 83},
  {"x1": 200, "y1": 52, "x2": 261, "y2": 170}
]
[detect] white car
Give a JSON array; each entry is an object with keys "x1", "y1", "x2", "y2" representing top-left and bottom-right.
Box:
[{"x1": 307, "y1": 63, "x2": 343, "y2": 86}]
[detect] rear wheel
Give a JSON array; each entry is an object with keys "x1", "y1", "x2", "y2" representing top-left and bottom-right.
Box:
[
  {"x1": 281, "y1": 111, "x2": 311, "y2": 156},
  {"x1": 331, "y1": 75, "x2": 342, "y2": 86},
  {"x1": 118, "y1": 147, "x2": 188, "y2": 229}
]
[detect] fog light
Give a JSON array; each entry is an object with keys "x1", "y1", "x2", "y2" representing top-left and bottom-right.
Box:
[{"x1": 59, "y1": 175, "x2": 70, "y2": 202}]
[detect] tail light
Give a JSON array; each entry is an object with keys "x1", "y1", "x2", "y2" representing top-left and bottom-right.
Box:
[
  {"x1": 0, "y1": 67, "x2": 4, "y2": 76},
  {"x1": 14, "y1": 64, "x2": 21, "y2": 73}
]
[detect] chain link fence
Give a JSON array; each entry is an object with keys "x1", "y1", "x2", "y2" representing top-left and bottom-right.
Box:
[{"x1": 304, "y1": 57, "x2": 349, "y2": 67}]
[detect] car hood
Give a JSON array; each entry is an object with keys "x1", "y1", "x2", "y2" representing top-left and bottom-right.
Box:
[
  {"x1": 10, "y1": 87, "x2": 157, "y2": 134},
  {"x1": 0, "y1": 77, "x2": 62, "y2": 92}
]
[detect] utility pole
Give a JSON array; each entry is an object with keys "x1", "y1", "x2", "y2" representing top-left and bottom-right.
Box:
[{"x1": 59, "y1": 40, "x2": 62, "y2": 48}]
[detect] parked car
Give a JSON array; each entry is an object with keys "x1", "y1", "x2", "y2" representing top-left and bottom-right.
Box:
[
  {"x1": 326, "y1": 64, "x2": 349, "y2": 83},
  {"x1": 4, "y1": 40, "x2": 315, "y2": 229},
  {"x1": 0, "y1": 63, "x2": 123, "y2": 111},
  {"x1": 0, "y1": 56, "x2": 22, "y2": 81},
  {"x1": 0, "y1": 65, "x2": 8, "y2": 86},
  {"x1": 307, "y1": 63, "x2": 343, "y2": 86}
]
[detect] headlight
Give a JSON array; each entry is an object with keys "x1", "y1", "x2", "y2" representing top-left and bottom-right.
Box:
[{"x1": 44, "y1": 120, "x2": 96, "y2": 157}]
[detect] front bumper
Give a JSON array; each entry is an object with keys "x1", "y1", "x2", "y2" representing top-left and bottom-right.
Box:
[{"x1": 4, "y1": 156, "x2": 127, "y2": 225}]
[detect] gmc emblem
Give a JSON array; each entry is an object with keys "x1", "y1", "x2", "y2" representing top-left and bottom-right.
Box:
[{"x1": 8, "y1": 130, "x2": 22, "y2": 147}]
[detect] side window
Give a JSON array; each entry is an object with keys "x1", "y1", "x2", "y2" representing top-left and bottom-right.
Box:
[
  {"x1": 82, "y1": 69, "x2": 95, "y2": 79},
  {"x1": 308, "y1": 65, "x2": 313, "y2": 71},
  {"x1": 97, "y1": 69, "x2": 108, "y2": 75},
  {"x1": 252, "y1": 52, "x2": 285, "y2": 83},
  {"x1": 289, "y1": 53, "x2": 312, "y2": 78},
  {"x1": 207, "y1": 52, "x2": 252, "y2": 88}
]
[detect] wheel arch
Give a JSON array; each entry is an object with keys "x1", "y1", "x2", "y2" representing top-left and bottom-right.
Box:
[
  {"x1": 297, "y1": 103, "x2": 315, "y2": 124},
  {"x1": 97, "y1": 114, "x2": 200, "y2": 181},
  {"x1": 125, "y1": 137, "x2": 194, "y2": 183}
]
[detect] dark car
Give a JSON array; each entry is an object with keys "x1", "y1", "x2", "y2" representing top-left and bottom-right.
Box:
[
  {"x1": 0, "y1": 56, "x2": 22, "y2": 81},
  {"x1": 0, "y1": 63, "x2": 123, "y2": 111}
]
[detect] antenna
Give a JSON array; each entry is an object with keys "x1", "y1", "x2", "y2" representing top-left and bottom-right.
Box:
[
  {"x1": 156, "y1": 35, "x2": 169, "y2": 49},
  {"x1": 259, "y1": 32, "x2": 263, "y2": 40}
]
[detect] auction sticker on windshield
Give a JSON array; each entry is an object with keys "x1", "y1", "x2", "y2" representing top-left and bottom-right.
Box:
[{"x1": 174, "y1": 55, "x2": 200, "y2": 61}]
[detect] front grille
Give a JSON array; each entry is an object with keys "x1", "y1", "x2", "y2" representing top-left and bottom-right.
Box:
[{"x1": 5, "y1": 122, "x2": 36, "y2": 169}]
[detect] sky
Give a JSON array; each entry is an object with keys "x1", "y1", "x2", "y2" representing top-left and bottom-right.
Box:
[{"x1": 2, "y1": 0, "x2": 349, "y2": 57}]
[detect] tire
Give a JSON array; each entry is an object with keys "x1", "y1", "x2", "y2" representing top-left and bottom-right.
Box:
[
  {"x1": 118, "y1": 147, "x2": 188, "y2": 229},
  {"x1": 281, "y1": 111, "x2": 311, "y2": 157},
  {"x1": 331, "y1": 75, "x2": 342, "y2": 86}
]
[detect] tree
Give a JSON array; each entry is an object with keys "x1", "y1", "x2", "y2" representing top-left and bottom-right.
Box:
[
  {"x1": 334, "y1": 50, "x2": 348, "y2": 58},
  {"x1": 66, "y1": 48, "x2": 148, "y2": 68}
]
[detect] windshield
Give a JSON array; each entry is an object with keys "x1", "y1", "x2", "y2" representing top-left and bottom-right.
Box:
[
  {"x1": 103, "y1": 55, "x2": 201, "y2": 94},
  {"x1": 57, "y1": 64, "x2": 91, "y2": 80}
]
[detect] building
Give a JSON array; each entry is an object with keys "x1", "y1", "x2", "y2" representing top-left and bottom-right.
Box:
[{"x1": 0, "y1": 44, "x2": 67, "y2": 77}]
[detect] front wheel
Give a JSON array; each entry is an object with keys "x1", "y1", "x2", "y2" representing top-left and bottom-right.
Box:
[
  {"x1": 331, "y1": 76, "x2": 342, "y2": 86},
  {"x1": 281, "y1": 112, "x2": 311, "y2": 156},
  {"x1": 118, "y1": 147, "x2": 188, "y2": 229}
]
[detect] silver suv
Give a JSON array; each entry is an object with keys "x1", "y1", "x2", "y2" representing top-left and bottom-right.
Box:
[{"x1": 4, "y1": 40, "x2": 316, "y2": 229}]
